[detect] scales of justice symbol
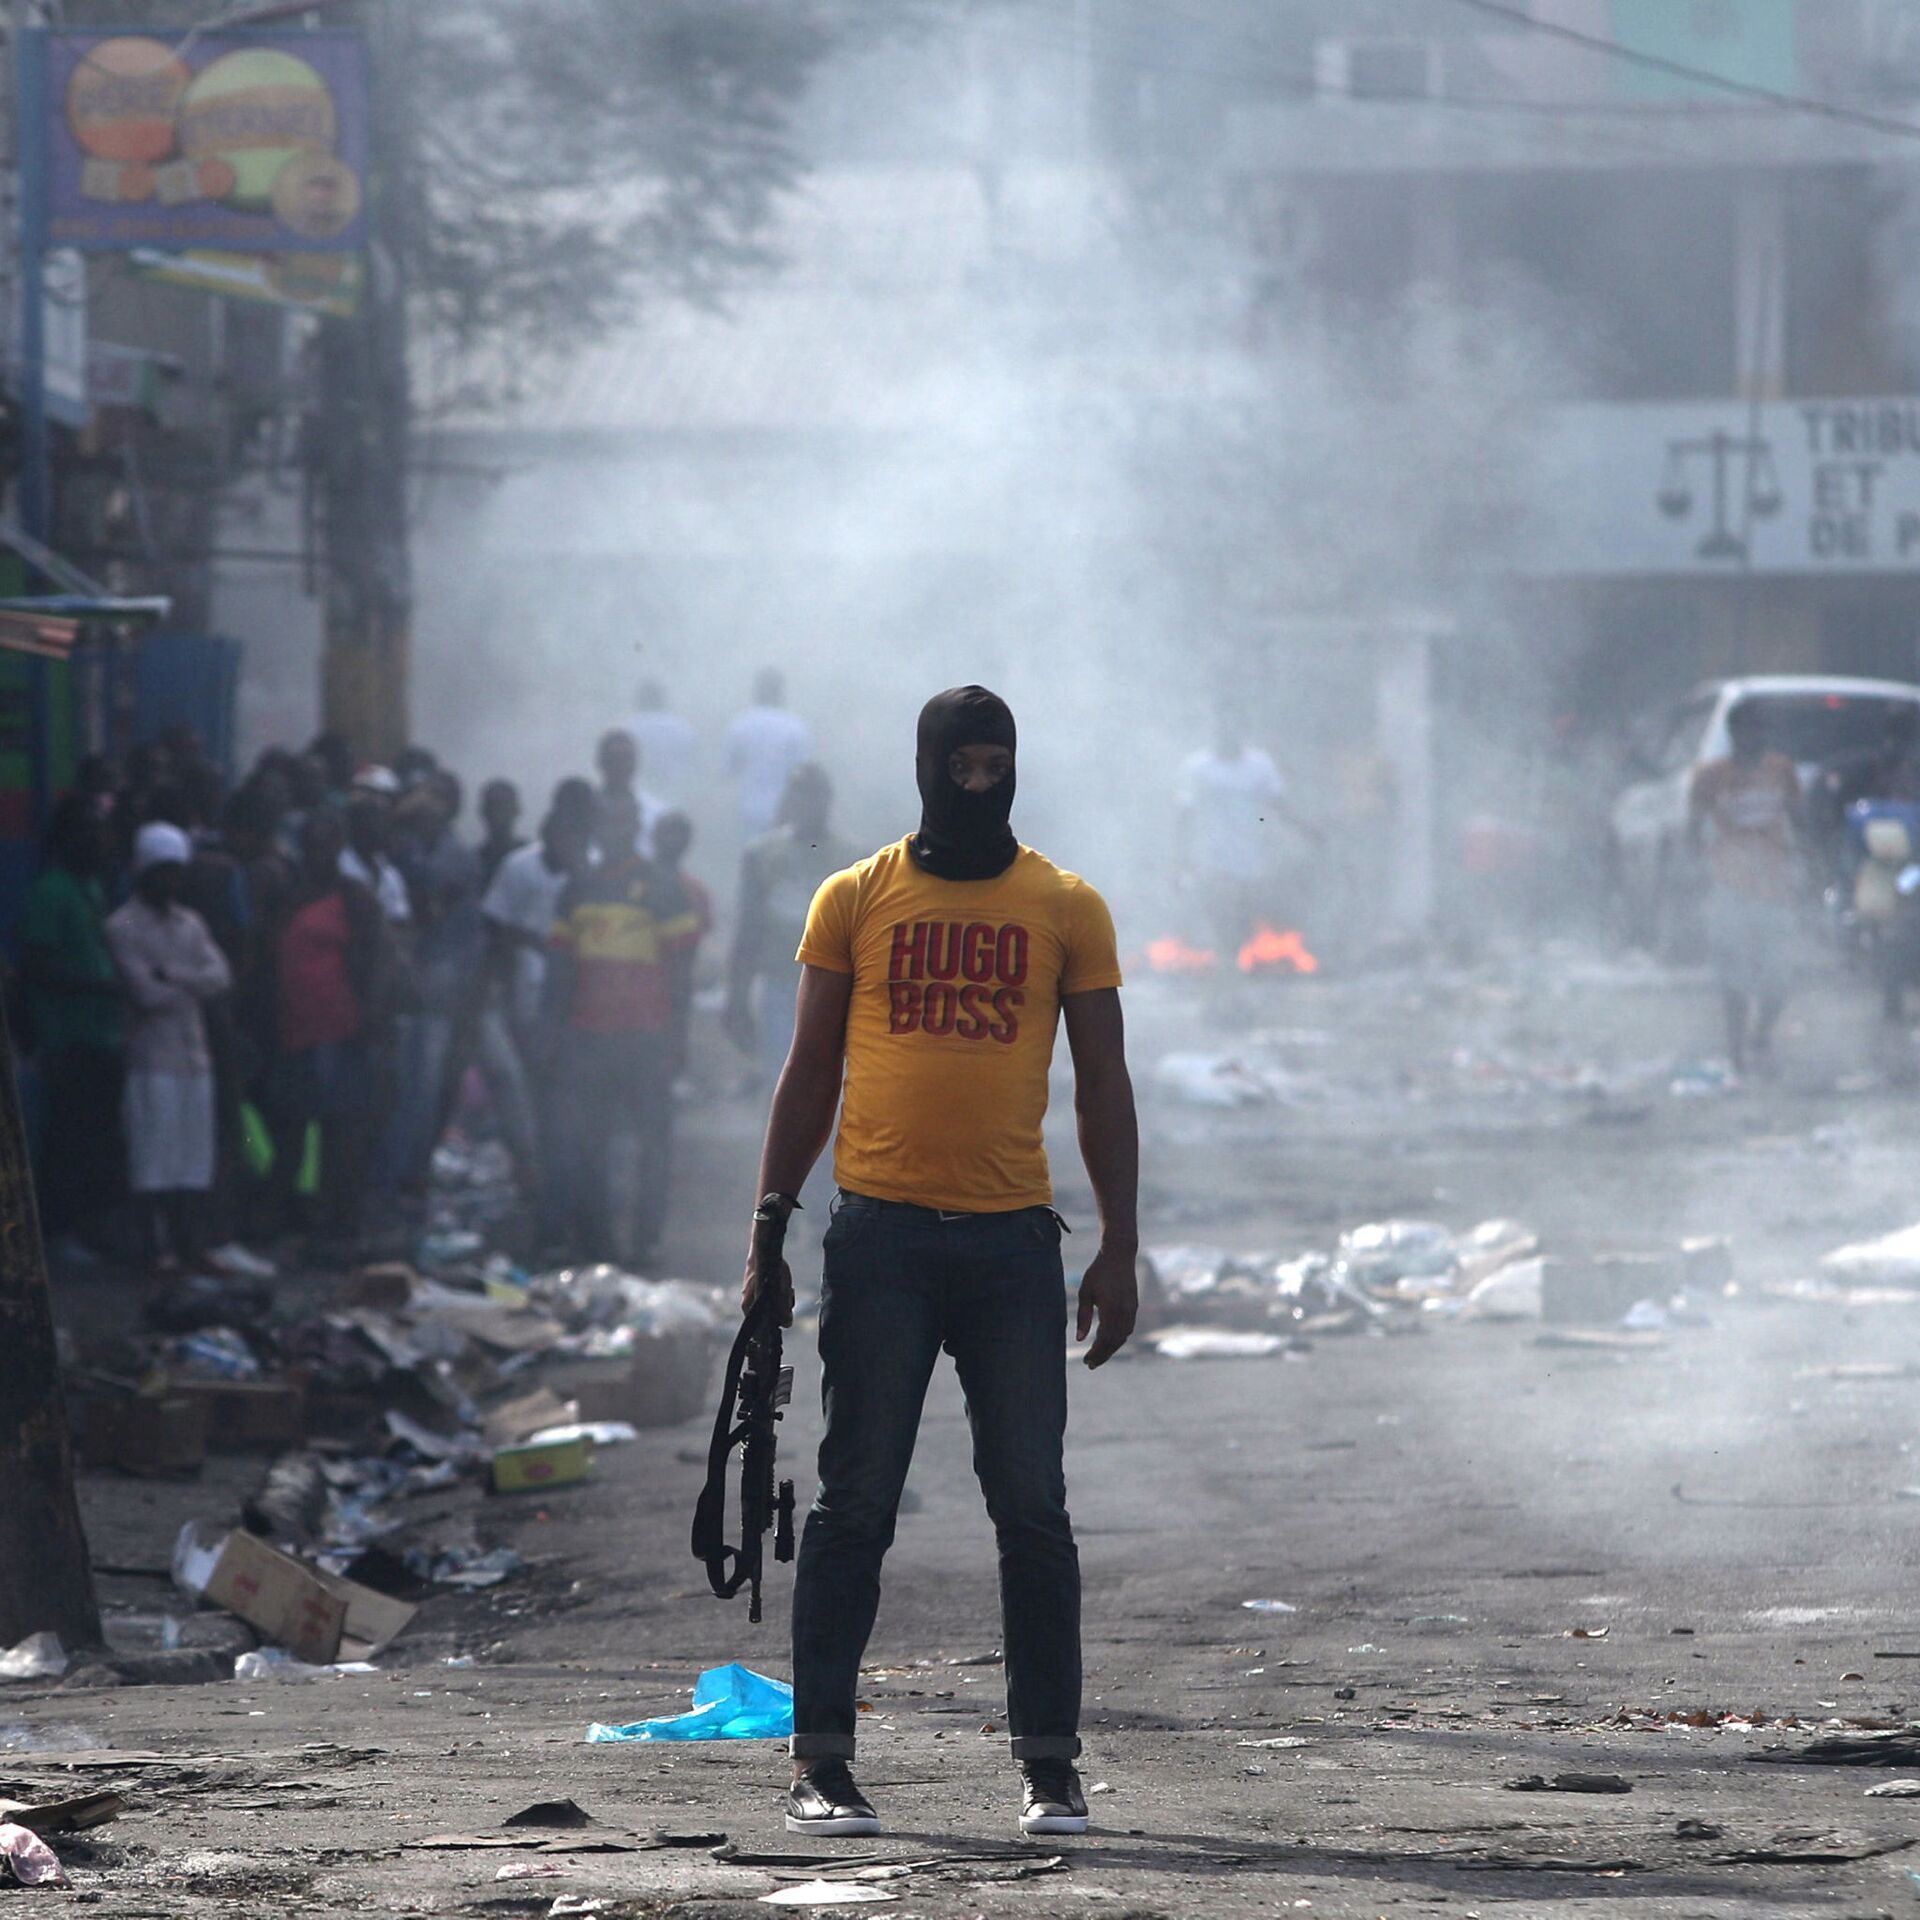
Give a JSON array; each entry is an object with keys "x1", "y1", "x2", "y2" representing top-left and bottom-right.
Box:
[{"x1": 1657, "y1": 428, "x2": 1783, "y2": 560}]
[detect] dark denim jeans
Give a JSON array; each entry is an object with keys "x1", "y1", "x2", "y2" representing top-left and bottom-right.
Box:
[{"x1": 790, "y1": 1192, "x2": 1081, "y2": 1763}]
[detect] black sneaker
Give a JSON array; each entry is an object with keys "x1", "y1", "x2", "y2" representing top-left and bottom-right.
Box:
[
  {"x1": 1018, "y1": 1759, "x2": 1089, "y2": 1835},
  {"x1": 785, "y1": 1760, "x2": 882, "y2": 1836}
]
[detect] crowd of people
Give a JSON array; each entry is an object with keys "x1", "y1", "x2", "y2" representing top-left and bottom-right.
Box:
[{"x1": 16, "y1": 670, "x2": 845, "y2": 1277}]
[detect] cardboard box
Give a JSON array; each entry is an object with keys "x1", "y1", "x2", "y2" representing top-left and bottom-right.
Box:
[
  {"x1": 627, "y1": 1329, "x2": 713, "y2": 1429},
  {"x1": 482, "y1": 1387, "x2": 580, "y2": 1448},
  {"x1": 171, "y1": 1377, "x2": 307, "y2": 1451},
  {"x1": 338, "y1": 1262, "x2": 419, "y2": 1311},
  {"x1": 80, "y1": 1394, "x2": 209, "y2": 1475},
  {"x1": 536, "y1": 1355, "x2": 642, "y2": 1425},
  {"x1": 539, "y1": 1332, "x2": 713, "y2": 1431},
  {"x1": 204, "y1": 1530, "x2": 416, "y2": 1665},
  {"x1": 491, "y1": 1434, "x2": 594, "y2": 1494}
]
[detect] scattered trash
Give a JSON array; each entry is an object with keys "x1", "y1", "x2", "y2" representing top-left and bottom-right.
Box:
[
  {"x1": 1089, "y1": 1780, "x2": 1114, "y2": 1793},
  {"x1": 101, "y1": 1611, "x2": 185, "y2": 1655},
  {"x1": 587, "y1": 1663, "x2": 793, "y2": 1743},
  {"x1": 483, "y1": 1388, "x2": 582, "y2": 1448},
  {"x1": 166, "y1": 1326, "x2": 263, "y2": 1381},
  {"x1": 170, "y1": 1520, "x2": 225, "y2": 1600},
  {"x1": 1822, "y1": 1222, "x2": 1920, "y2": 1287},
  {"x1": 524, "y1": 1421, "x2": 639, "y2": 1448},
  {"x1": 1238, "y1": 1737, "x2": 1310, "y2": 1749},
  {"x1": 1241, "y1": 1600, "x2": 1297, "y2": 1614},
  {"x1": 1566, "y1": 1626, "x2": 1609, "y2": 1639},
  {"x1": 1150, "y1": 1328, "x2": 1293, "y2": 1360},
  {"x1": 0, "y1": 1791, "x2": 120, "y2": 1837},
  {"x1": 203, "y1": 1529, "x2": 416, "y2": 1665},
  {"x1": 1337, "y1": 1220, "x2": 1457, "y2": 1289},
  {"x1": 0, "y1": 1821, "x2": 65, "y2": 1888},
  {"x1": 1153, "y1": 1052, "x2": 1289, "y2": 1108},
  {"x1": 1866, "y1": 1779, "x2": 1920, "y2": 1797},
  {"x1": 1669, "y1": 1059, "x2": 1736, "y2": 1098},
  {"x1": 496, "y1": 1861, "x2": 572, "y2": 1881},
  {"x1": 0, "y1": 1724, "x2": 97, "y2": 1755},
  {"x1": 760, "y1": 1885, "x2": 898, "y2": 1907},
  {"x1": 429, "y1": 1545, "x2": 523, "y2": 1590},
  {"x1": 233, "y1": 1649, "x2": 377, "y2": 1682},
  {"x1": 0, "y1": 1634, "x2": 67, "y2": 1682},
  {"x1": 1464, "y1": 1258, "x2": 1543, "y2": 1321},
  {"x1": 504, "y1": 1800, "x2": 597, "y2": 1830},
  {"x1": 1754, "y1": 1731, "x2": 1920, "y2": 1765},
  {"x1": 1505, "y1": 1774, "x2": 1632, "y2": 1794},
  {"x1": 493, "y1": 1433, "x2": 596, "y2": 1494}
]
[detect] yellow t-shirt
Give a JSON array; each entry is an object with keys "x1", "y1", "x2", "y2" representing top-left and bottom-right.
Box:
[{"x1": 797, "y1": 837, "x2": 1123, "y2": 1213}]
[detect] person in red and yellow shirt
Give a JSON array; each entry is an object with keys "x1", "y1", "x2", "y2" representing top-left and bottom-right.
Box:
[
  {"x1": 545, "y1": 791, "x2": 702, "y2": 1262},
  {"x1": 743, "y1": 686, "x2": 1138, "y2": 1841}
]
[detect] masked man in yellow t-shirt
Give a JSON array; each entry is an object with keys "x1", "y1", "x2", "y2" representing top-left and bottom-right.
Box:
[{"x1": 743, "y1": 684, "x2": 1139, "y2": 1842}]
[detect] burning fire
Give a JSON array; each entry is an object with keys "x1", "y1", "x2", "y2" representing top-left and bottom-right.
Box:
[
  {"x1": 1237, "y1": 923, "x2": 1320, "y2": 975},
  {"x1": 1146, "y1": 934, "x2": 1217, "y2": 974}
]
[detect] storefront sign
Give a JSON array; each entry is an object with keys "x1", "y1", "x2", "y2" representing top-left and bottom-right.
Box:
[
  {"x1": 1537, "y1": 397, "x2": 1920, "y2": 576},
  {"x1": 41, "y1": 30, "x2": 368, "y2": 253}
]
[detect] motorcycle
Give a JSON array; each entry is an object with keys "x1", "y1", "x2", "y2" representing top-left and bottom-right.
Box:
[{"x1": 1845, "y1": 798, "x2": 1920, "y2": 1022}]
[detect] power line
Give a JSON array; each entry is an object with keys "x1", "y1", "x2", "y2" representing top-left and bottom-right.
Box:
[
  {"x1": 954, "y1": 5, "x2": 1693, "y2": 160},
  {"x1": 1441, "y1": 0, "x2": 1920, "y2": 144}
]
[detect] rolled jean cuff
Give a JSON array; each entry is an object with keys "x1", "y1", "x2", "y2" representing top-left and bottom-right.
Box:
[
  {"x1": 1010, "y1": 1734, "x2": 1082, "y2": 1761},
  {"x1": 790, "y1": 1733, "x2": 857, "y2": 1761}
]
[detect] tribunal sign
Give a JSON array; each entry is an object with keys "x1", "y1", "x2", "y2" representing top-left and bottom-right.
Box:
[{"x1": 1535, "y1": 398, "x2": 1920, "y2": 577}]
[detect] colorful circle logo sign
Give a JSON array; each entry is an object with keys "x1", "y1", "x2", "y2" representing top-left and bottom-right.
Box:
[
  {"x1": 64, "y1": 35, "x2": 361, "y2": 237},
  {"x1": 178, "y1": 47, "x2": 340, "y2": 212},
  {"x1": 269, "y1": 152, "x2": 361, "y2": 241},
  {"x1": 65, "y1": 35, "x2": 191, "y2": 204}
]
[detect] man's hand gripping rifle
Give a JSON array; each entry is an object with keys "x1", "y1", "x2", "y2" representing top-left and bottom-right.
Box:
[{"x1": 691, "y1": 1195, "x2": 797, "y2": 1623}]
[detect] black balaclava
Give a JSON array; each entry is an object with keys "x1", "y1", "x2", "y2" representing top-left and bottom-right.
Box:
[{"x1": 910, "y1": 685, "x2": 1019, "y2": 881}]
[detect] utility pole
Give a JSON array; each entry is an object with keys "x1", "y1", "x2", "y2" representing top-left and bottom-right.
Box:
[
  {"x1": 317, "y1": 0, "x2": 410, "y2": 760},
  {"x1": 0, "y1": 0, "x2": 99, "y2": 1654},
  {"x1": 0, "y1": 997, "x2": 101, "y2": 1651}
]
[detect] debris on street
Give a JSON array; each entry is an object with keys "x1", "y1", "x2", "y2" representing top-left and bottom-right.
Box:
[
  {"x1": 0, "y1": 1821, "x2": 66, "y2": 1888},
  {"x1": 587, "y1": 1662, "x2": 794, "y2": 1743},
  {"x1": 1133, "y1": 1217, "x2": 1721, "y2": 1349},
  {"x1": 1505, "y1": 1773, "x2": 1633, "y2": 1793},
  {"x1": 1821, "y1": 1223, "x2": 1920, "y2": 1287},
  {"x1": 0, "y1": 1635, "x2": 67, "y2": 1683}
]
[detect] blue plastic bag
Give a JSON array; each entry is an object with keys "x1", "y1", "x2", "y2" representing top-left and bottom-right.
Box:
[{"x1": 586, "y1": 1662, "x2": 793, "y2": 1743}]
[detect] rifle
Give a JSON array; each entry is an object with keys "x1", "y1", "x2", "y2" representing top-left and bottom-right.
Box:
[{"x1": 691, "y1": 1196, "x2": 796, "y2": 1623}]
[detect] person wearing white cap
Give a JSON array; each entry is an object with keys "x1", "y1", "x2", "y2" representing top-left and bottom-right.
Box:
[{"x1": 104, "y1": 822, "x2": 233, "y2": 1272}]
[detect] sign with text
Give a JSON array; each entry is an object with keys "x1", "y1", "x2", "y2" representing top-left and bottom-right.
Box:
[
  {"x1": 1536, "y1": 398, "x2": 1920, "y2": 577},
  {"x1": 42, "y1": 30, "x2": 368, "y2": 253}
]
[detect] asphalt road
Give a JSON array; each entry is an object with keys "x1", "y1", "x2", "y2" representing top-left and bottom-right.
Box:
[{"x1": 12, "y1": 952, "x2": 1920, "y2": 1917}]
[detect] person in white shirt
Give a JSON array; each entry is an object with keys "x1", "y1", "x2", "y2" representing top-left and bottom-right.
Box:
[
  {"x1": 724, "y1": 668, "x2": 812, "y2": 840},
  {"x1": 481, "y1": 780, "x2": 596, "y2": 1227},
  {"x1": 104, "y1": 822, "x2": 232, "y2": 1273},
  {"x1": 628, "y1": 679, "x2": 697, "y2": 805},
  {"x1": 1177, "y1": 716, "x2": 1321, "y2": 954}
]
